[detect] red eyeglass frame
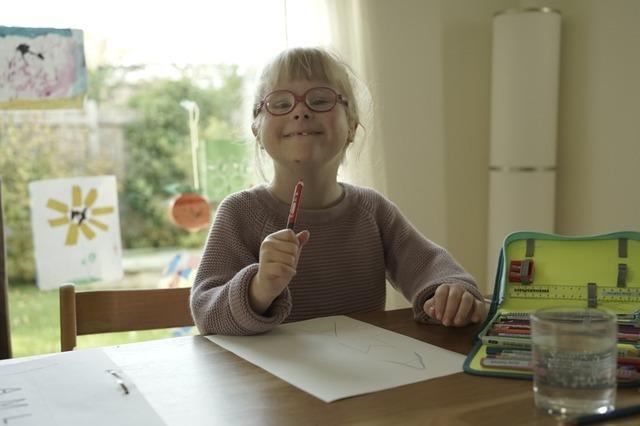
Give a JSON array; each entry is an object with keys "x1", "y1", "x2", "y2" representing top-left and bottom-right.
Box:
[{"x1": 254, "y1": 86, "x2": 348, "y2": 117}]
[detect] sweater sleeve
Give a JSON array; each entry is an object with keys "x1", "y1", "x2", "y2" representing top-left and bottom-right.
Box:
[
  {"x1": 190, "y1": 193, "x2": 292, "y2": 335},
  {"x1": 376, "y1": 196, "x2": 483, "y2": 323}
]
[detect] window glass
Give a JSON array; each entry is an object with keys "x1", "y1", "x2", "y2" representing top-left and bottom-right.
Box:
[{"x1": 2, "y1": 0, "x2": 330, "y2": 355}]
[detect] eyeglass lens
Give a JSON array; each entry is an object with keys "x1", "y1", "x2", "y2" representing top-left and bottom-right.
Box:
[{"x1": 265, "y1": 88, "x2": 337, "y2": 115}]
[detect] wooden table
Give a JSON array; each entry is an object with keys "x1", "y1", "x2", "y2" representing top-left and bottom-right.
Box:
[{"x1": 98, "y1": 308, "x2": 639, "y2": 425}]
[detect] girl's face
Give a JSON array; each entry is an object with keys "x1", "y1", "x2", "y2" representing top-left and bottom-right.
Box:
[{"x1": 254, "y1": 79, "x2": 352, "y2": 176}]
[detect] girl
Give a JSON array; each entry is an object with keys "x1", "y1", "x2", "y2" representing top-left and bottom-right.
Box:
[{"x1": 190, "y1": 47, "x2": 486, "y2": 335}]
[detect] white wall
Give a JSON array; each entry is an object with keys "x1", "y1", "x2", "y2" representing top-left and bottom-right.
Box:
[
  {"x1": 442, "y1": 0, "x2": 640, "y2": 293},
  {"x1": 546, "y1": 0, "x2": 640, "y2": 234},
  {"x1": 333, "y1": 0, "x2": 640, "y2": 298},
  {"x1": 441, "y1": 0, "x2": 514, "y2": 294}
]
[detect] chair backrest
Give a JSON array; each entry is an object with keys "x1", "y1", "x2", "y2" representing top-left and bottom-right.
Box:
[
  {"x1": 0, "y1": 177, "x2": 11, "y2": 359},
  {"x1": 59, "y1": 283, "x2": 194, "y2": 351}
]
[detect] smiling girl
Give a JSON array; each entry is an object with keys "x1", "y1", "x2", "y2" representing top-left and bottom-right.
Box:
[{"x1": 190, "y1": 47, "x2": 486, "y2": 335}]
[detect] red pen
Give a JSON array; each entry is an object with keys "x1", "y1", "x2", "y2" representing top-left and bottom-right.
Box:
[{"x1": 286, "y1": 179, "x2": 304, "y2": 229}]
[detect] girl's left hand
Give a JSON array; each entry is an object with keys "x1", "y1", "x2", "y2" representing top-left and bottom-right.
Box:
[{"x1": 422, "y1": 283, "x2": 487, "y2": 327}]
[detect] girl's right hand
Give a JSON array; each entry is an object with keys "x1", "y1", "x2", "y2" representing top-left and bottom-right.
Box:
[{"x1": 249, "y1": 229, "x2": 310, "y2": 314}]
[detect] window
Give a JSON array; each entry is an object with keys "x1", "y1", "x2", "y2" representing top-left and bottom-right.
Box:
[{"x1": 1, "y1": 0, "x2": 331, "y2": 355}]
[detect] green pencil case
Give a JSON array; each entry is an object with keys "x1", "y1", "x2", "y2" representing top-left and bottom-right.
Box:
[{"x1": 463, "y1": 231, "x2": 640, "y2": 386}]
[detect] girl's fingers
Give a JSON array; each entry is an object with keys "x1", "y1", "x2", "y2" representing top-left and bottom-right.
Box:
[
  {"x1": 261, "y1": 262, "x2": 296, "y2": 280},
  {"x1": 422, "y1": 298, "x2": 438, "y2": 320},
  {"x1": 271, "y1": 228, "x2": 300, "y2": 242},
  {"x1": 256, "y1": 230, "x2": 310, "y2": 296},
  {"x1": 441, "y1": 286, "x2": 464, "y2": 326},
  {"x1": 422, "y1": 298, "x2": 434, "y2": 317},
  {"x1": 433, "y1": 284, "x2": 450, "y2": 321},
  {"x1": 428, "y1": 283, "x2": 487, "y2": 326},
  {"x1": 453, "y1": 291, "x2": 475, "y2": 326},
  {"x1": 296, "y1": 230, "x2": 311, "y2": 247},
  {"x1": 260, "y1": 250, "x2": 297, "y2": 268},
  {"x1": 293, "y1": 230, "x2": 310, "y2": 267},
  {"x1": 263, "y1": 229, "x2": 302, "y2": 252},
  {"x1": 262, "y1": 238, "x2": 299, "y2": 257}
]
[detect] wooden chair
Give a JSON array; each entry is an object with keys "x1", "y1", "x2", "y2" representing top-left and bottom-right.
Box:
[
  {"x1": 59, "y1": 283, "x2": 194, "y2": 351},
  {"x1": 0, "y1": 177, "x2": 11, "y2": 359}
]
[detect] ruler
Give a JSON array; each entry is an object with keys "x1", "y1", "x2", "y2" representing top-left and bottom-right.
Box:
[{"x1": 507, "y1": 285, "x2": 640, "y2": 301}]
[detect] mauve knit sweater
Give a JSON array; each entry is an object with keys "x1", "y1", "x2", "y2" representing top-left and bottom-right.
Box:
[{"x1": 190, "y1": 183, "x2": 482, "y2": 335}]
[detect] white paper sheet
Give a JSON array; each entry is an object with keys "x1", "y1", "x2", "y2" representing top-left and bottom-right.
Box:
[
  {"x1": 0, "y1": 349, "x2": 164, "y2": 425},
  {"x1": 206, "y1": 315, "x2": 465, "y2": 402}
]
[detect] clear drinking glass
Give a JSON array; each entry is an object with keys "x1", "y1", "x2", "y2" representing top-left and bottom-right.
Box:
[{"x1": 530, "y1": 307, "x2": 617, "y2": 416}]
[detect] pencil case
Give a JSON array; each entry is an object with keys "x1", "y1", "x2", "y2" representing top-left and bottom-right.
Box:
[{"x1": 463, "y1": 231, "x2": 640, "y2": 387}]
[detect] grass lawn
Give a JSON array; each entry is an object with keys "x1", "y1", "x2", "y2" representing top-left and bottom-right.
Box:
[{"x1": 9, "y1": 283, "x2": 196, "y2": 358}]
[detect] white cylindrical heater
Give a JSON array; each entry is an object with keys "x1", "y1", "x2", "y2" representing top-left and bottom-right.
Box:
[{"x1": 486, "y1": 8, "x2": 562, "y2": 292}]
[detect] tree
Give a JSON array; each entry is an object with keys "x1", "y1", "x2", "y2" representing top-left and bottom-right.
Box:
[{"x1": 121, "y1": 65, "x2": 251, "y2": 249}]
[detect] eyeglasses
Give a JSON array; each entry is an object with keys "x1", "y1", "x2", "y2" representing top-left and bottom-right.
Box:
[{"x1": 254, "y1": 87, "x2": 348, "y2": 117}]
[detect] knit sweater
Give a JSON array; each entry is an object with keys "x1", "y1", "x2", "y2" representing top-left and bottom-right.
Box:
[{"x1": 190, "y1": 183, "x2": 482, "y2": 335}]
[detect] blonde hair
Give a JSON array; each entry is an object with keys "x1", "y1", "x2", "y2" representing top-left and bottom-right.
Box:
[{"x1": 252, "y1": 47, "x2": 364, "y2": 179}]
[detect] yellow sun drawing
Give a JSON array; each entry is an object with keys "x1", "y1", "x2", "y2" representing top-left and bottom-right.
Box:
[{"x1": 46, "y1": 185, "x2": 115, "y2": 246}]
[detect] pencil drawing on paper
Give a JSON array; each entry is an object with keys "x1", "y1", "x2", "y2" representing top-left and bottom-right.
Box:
[
  {"x1": 338, "y1": 339, "x2": 395, "y2": 354},
  {"x1": 301, "y1": 321, "x2": 338, "y2": 337},
  {"x1": 382, "y1": 352, "x2": 426, "y2": 370},
  {"x1": 298, "y1": 321, "x2": 428, "y2": 370}
]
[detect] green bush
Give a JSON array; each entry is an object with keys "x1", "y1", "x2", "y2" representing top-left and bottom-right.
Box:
[{"x1": 121, "y1": 66, "x2": 251, "y2": 249}]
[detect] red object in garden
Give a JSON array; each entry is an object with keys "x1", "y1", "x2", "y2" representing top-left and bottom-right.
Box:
[{"x1": 168, "y1": 193, "x2": 211, "y2": 232}]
